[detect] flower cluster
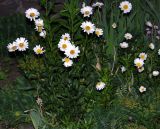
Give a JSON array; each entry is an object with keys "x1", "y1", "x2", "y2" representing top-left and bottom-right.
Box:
[
  {"x1": 25, "y1": 8, "x2": 46, "y2": 38},
  {"x1": 7, "y1": 37, "x2": 29, "y2": 52},
  {"x1": 58, "y1": 33, "x2": 80, "y2": 67},
  {"x1": 134, "y1": 53, "x2": 147, "y2": 72},
  {"x1": 120, "y1": 33, "x2": 133, "y2": 49},
  {"x1": 80, "y1": 2, "x2": 103, "y2": 37},
  {"x1": 7, "y1": 8, "x2": 45, "y2": 55}
]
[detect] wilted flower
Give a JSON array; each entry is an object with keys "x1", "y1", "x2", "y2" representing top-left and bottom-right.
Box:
[
  {"x1": 112, "y1": 23, "x2": 117, "y2": 28},
  {"x1": 39, "y1": 30, "x2": 46, "y2": 38},
  {"x1": 138, "y1": 67, "x2": 144, "y2": 73},
  {"x1": 149, "y1": 43, "x2": 155, "y2": 50},
  {"x1": 119, "y1": 1, "x2": 132, "y2": 14},
  {"x1": 121, "y1": 66, "x2": 126, "y2": 73},
  {"x1": 16, "y1": 37, "x2": 29, "y2": 51},
  {"x1": 120, "y1": 42, "x2": 129, "y2": 48},
  {"x1": 33, "y1": 45, "x2": 45, "y2": 55},
  {"x1": 36, "y1": 97, "x2": 43, "y2": 106},
  {"x1": 95, "y1": 28, "x2": 103, "y2": 37},
  {"x1": 25, "y1": 8, "x2": 40, "y2": 21},
  {"x1": 154, "y1": 25, "x2": 158, "y2": 29},
  {"x1": 35, "y1": 19, "x2": 44, "y2": 32},
  {"x1": 152, "y1": 71, "x2": 159, "y2": 76},
  {"x1": 124, "y1": 33, "x2": 133, "y2": 40},
  {"x1": 80, "y1": 21, "x2": 95, "y2": 34},
  {"x1": 158, "y1": 49, "x2": 160, "y2": 55},
  {"x1": 146, "y1": 21, "x2": 153, "y2": 27},
  {"x1": 96, "y1": 81, "x2": 106, "y2": 90},
  {"x1": 139, "y1": 86, "x2": 146, "y2": 93},
  {"x1": 92, "y1": 2, "x2": 104, "y2": 8},
  {"x1": 62, "y1": 57, "x2": 73, "y2": 67},
  {"x1": 7, "y1": 42, "x2": 17, "y2": 52},
  {"x1": 156, "y1": 36, "x2": 160, "y2": 40},
  {"x1": 80, "y1": 5, "x2": 93, "y2": 17}
]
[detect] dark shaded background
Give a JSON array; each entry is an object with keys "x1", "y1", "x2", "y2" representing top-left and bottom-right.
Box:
[{"x1": 0, "y1": 0, "x2": 65, "y2": 16}]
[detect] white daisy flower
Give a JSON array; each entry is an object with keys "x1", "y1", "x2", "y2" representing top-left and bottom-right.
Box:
[
  {"x1": 80, "y1": 6, "x2": 93, "y2": 17},
  {"x1": 152, "y1": 71, "x2": 159, "y2": 76},
  {"x1": 64, "y1": 45, "x2": 80, "y2": 59},
  {"x1": 120, "y1": 42, "x2": 129, "y2": 48},
  {"x1": 58, "y1": 39, "x2": 72, "y2": 52},
  {"x1": 92, "y1": 2, "x2": 104, "y2": 8},
  {"x1": 139, "y1": 53, "x2": 147, "y2": 61},
  {"x1": 95, "y1": 28, "x2": 103, "y2": 37},
  {"x1": 138, "y1": 67, "x2": 144, "y2": 73},
  {"x1": 25, "y1": 8, "x2": 40, "y2": 21},
  {"x1": 149, "y1": 43, "x2": 155, "y2": 50},
  {"x1": 139, "y1": 86, "x2": 146, "y2": 93},
  {"x1": 39, "y1": 30, "x2": 46, "y2": 38},
  {"x1": 124, "y1": 33, "x2": 133, "y2": 40},
  {"x1": 112, "y1": 23, "x2": 117, "y2": 29},
  {"x1": 7, "y1": 42, "x2": 17, "y2": 52},
  {"x1": 80, "y1": 21, "x2": 95, "y2": 35},
  {"x1": 35, "y1": 19, "x2": 44, "y2": 32},
  {"x1": 61, "y1": 33, "x2": 71, "y2": 41},
  {"x1": 121, "y1": 66, "x2": 126, "y2": 73},
  {"x1": 119, "y1": 1, "x2": 132, "y2": 14},
  {"x1": 96, "y1": 82, "x2": 106, "y2": 90},
  {"x1": 146, "y1": 21, "x2": 152, "y2": 27},
  {"x1": 33, "y1": 45, "x2": 45, "y2": 55},
  {"x1": 16, "y1": 37, "x2": 29, "y2": 51},
  {"x1": 62, "y1": 57, "x2": 73, "y2": 67},
  {"x1": 134, "y1": 58, "x2": 144, "y2": 69}
]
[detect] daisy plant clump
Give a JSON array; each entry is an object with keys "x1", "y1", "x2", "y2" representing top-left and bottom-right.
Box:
[
  {"x1": 58, "y1": 33, "x2": 80, "y2": 67},
  {"x1": 25, "y1": 8, "x2": 46, "y2": 38}
]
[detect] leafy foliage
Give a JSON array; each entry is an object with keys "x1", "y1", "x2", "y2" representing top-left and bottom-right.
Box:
[{"x1": 1, "y1": 0, "x2": 160, "y2": 128}]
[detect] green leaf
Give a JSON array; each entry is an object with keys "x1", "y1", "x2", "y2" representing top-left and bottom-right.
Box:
[{"x1": 30, "y1": 110, "x2": 43, "y2": 129}]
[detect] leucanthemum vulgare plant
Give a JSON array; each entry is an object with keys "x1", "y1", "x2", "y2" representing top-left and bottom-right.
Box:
[{"x1": 5, "y1": 0, "x2": 160, "y2": 128}]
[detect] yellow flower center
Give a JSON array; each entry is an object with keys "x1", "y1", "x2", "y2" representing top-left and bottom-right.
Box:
[
  {"x1": 12, "y1": 46, "x2": 17, "y2": 51},
  {"x1": 30, "y1": 12, "x2": 35, "y2": 17},
  {"x1": 64, "y1": 37, "x2": 68, "y2": 40},
  {"x1": 19, "y1": 43, "x2": 24, "y2": 48},
  {"x1": 96, "y1": 31, "x2": 100, "y2": 36},
  {"x1": 37, "y1": 26, "x2": 43, "y2": 32},
  {"x1": 140, "y1": 55, "x2": 145, "y2": 60},
  {"x1": 85, "y1": 11, "x2": 90, "y2": 15},
  {"x1": 136, "y1": 63, "x2": 142, "y2": 68},
  {"x1": 36, "y1": 49, "x2": 43, "y2": 54},
  {"x1": 64, "y1": 58, "x2": 70, "y2": 63},
  {"x1": 123, "y1": 5, "x2": 128, "y2": 10},
  {"x1": 70, "y1": 50, "x2": 75, "y2": 55},
  {"x1": 62, "y1": 44, "x2": 67, "y2": 49},
  {"x1": 85, "y1": 26, "x2": 91, "y2": 31}
]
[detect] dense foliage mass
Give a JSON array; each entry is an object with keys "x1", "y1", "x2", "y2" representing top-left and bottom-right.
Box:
[{"x1": 1, "y1": 0, "x2": 160, "y2": 128}]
